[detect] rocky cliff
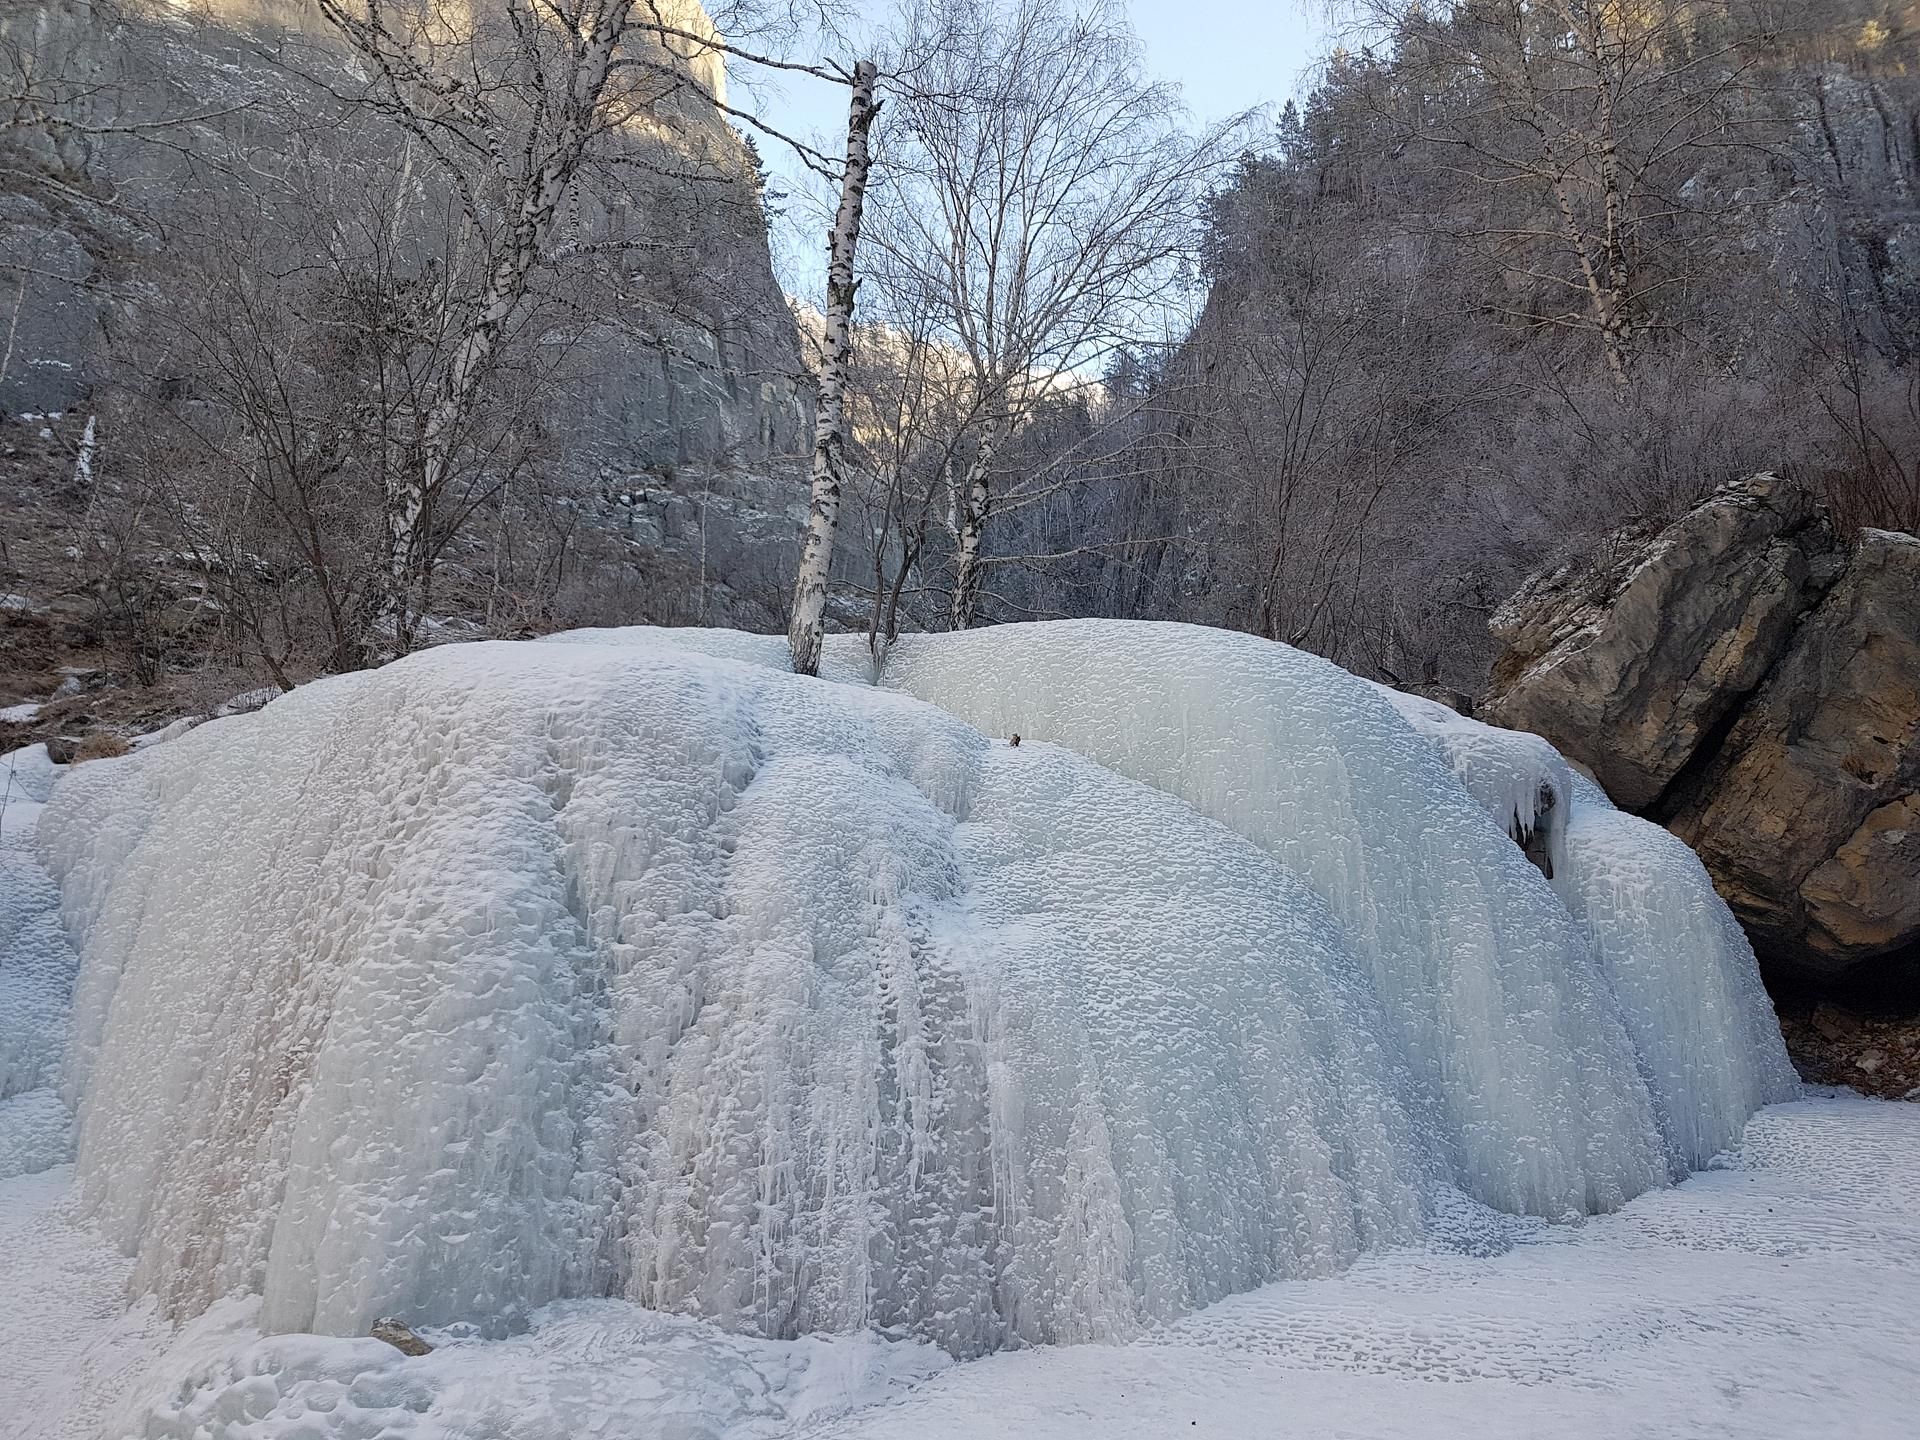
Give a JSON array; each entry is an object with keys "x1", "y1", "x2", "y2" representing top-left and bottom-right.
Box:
[
  {"x1": 0, "y1": 1, "x2": 814, "y2": 641},
  {"x1": 3, "y1": 0, "x2": 807, "y2": 452}
]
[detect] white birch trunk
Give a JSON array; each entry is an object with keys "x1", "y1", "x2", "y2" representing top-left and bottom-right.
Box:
[
  {"x1": 373, "y1": 6, "x2": 629, "y2": 654},
  {"x1": 788, "y1": 59, "x2": 879, "y2": 677},
  {"x1": 948, "y1": 418, "x2": 1004, "y2": 632},
  {"x1": 1594, "y1": 95, "x2": 1633, "y2": 383},
  {"x1": 72, "y1": 414, "x2": 96, "y2": 490}
]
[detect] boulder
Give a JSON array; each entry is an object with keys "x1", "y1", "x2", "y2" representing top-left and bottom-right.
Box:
[
  {"x1": 370, "y1": 1318, "x2": 434, "y2": 1356},
  {"x1": 1667, "y1": 529, "x2": 1920, "y2": 981},
  {"x1": 1486, "y1": 481, "x2": 1920, "y2": 996},
  {"x1": 1483, "y1": 474, "x2": 1841, "y2": 809}
]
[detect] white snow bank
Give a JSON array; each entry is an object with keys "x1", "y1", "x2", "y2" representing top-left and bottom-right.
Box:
[{"x1": 38, "y1": 640, "x2": 1434, "y2": 1352}]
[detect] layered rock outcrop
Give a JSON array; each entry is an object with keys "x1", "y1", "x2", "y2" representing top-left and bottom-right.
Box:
[
  {"x1": 1665, "y1": 528, "x2": 1920, "y2": 980},
  {"x1": 1485, "y1": 477, "x2": 1920, "y2": 998}
]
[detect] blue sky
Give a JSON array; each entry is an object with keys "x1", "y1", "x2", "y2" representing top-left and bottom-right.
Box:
[
  {"x1": 745, "y1": 1, "x2": 1328, "y2": 291},
  {"x1": 1127, "y1": 0, "x2": 1327, "y2": 126}
]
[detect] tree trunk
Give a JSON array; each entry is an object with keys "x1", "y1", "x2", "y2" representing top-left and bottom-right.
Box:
[
  {"x1": 342, "y1": 1, "x2": 629, "y2": 656},
  {"x1": 1592, "y1": 35, "x2": 1632, "y2": 384},
  {"x1": 789, "y1": 59, "x2": 880, "y2": 677},
  {"x1": 1567, "y1": 0, "x2": 1633, "y2": 384},
  {"x1": 948, "y1": 418, "x2": 1005, "y2": 631}
]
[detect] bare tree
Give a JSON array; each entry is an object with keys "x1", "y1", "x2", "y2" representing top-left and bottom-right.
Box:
[
  {"x1": 862, "y1": 0, "x2": 1231, "y2": 629},
  {"x1": 306, "y1": 0, "x2": 857, "y2": 654},
  {"x1": 1340, "y1": 0, "x2": 1787, "y2": 382},
  {"x1": 307, "y1": 1, "x2": 676, "y2": 650},
  {"x1": 788, "y1": 57, "x2": 877, "y2": 676}
]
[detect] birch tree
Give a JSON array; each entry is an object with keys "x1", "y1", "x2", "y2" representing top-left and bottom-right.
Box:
[
  {"x1": 866, "y1": 0, "x2": 1230, "y2": 629},
  {"x1": 309, "y1": 1, "x2": 628, "y2": 649},
  {"x1": 310, "y1": 0, "x2": 849, "y2": 654},
  {"x1": 788, "y1": 57, "x2": 878, "y2": 677}
]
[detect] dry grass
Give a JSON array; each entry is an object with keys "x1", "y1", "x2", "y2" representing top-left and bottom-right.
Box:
[{"x1": 73, "y1": 732, "x2": 130, "y2": 762}]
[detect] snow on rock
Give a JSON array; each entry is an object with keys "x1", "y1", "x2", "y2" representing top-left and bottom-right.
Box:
[
  {"x1": 1368, "y1": 682, "x2": 1572, "y2": 874},
  {"x1": 36, "y1": 639, "x2": 1434, "y2": 1353},
  {"x1": 1565, "y1": 764, "x2": 1618, "y2": 813},
  {"x1": 873, "y1": 621, "x2": 1669, "y2": 1219}
]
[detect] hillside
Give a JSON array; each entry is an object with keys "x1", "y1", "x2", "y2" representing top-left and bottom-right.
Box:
[{"x1": 0, "y1": 0, "x2": 822, "y2": 749}]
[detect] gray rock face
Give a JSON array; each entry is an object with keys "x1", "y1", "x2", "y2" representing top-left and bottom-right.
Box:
[
  {"x1": 0, "y1": 196, "x2": 97, "y2": 417},
  {"x1": 1484, "y1": 474, "x2": 1842, "y2": 810},
  {"x1": 2, "y1": 1, "x2": 808, "y2": 472},
  {"x1": 1487, "y1": 478, "x2": 1920, "y2": 994}
]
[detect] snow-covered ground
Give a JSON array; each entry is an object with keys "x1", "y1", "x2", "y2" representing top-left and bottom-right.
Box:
[
  {"x1": 4, "y1": 1095, "x2": 1916, "y2": 1438},
  {"x1": 811, "y1": 1097, "x2": 1920, "y2": 1440}
]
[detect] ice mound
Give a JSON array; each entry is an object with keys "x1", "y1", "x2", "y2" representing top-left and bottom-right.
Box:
[
  {"x1": 1, "y1": 744, "x2": 79, "y2": 1178},
  {"x1": 566, "y1": 623, "x2": 1788, "y2": 1204},
  {"x1": 1555, "y1": 805, "x2": 1799, "y2": 1168},
  {"x1": 37, "y1": 641, "x2": 1433, "y2": 1352},
  {"x1": 22, "y1": 620, "x2": 1799, "y2": 1354},
  {"x1": 1371, "y1": 696, "x2": 1799, "y2": 1170},
  {"x1": 871, "y1": 621, "x2": 1669, "y2": 1217}
]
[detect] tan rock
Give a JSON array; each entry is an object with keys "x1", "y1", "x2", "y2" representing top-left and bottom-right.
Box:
[
  {"x1": 1487, "y1": 478, "x2": 1920, "y2": 992},
  {"x1": 370, "y1": 1317, "x2": 433, "y2": 1356},
  {"x1": 1801, "y1": 795, "x2": 1920, "y2": 957},
  {"x1": 1668, "y1": 529, "x2": 1920, "y2": 977},
  {"x1": 1484, "y1": 474, "x2": 1839, "y2": 809}
]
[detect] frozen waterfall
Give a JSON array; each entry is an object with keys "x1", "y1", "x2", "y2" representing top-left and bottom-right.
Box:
[
  {"x1": 873, "y1": 622, "x2": 1673, "y2": 1216},
  {"x1": 1364, "y1": 682, "x2": 1799, "y2": 1169},
  {"x1": 12, "y1": 621, "x2": 1795, "y2": 1356}
]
